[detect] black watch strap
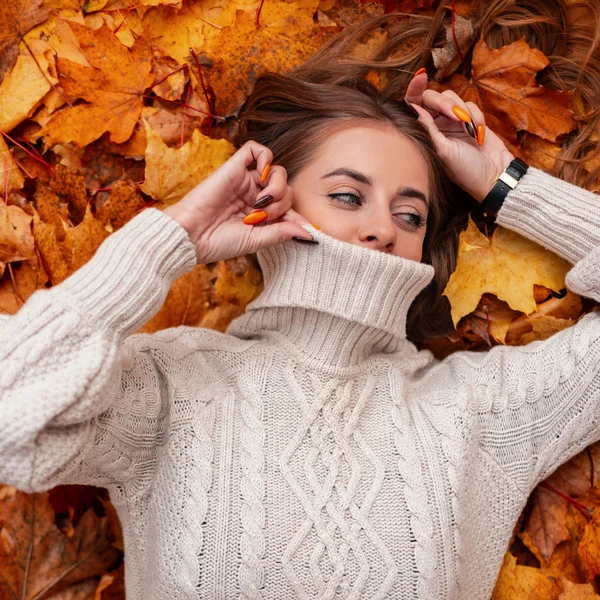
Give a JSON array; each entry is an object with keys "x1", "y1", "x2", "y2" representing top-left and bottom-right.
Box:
[{"x1": 480, "y1": 158, "x2": 529, "y2": 217}]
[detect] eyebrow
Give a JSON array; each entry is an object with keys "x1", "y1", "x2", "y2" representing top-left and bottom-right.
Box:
[{"x1": 321, "y1": 167, "x2": 429, "y2": 208}]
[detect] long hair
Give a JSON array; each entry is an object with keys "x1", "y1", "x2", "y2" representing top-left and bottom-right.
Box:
[{"x1": 234, "y1": 0, "x2": 600, "y2": 344}]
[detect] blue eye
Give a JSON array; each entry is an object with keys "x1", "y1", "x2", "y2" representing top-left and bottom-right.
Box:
[
  {"x1": 329, "y1": 192, "x2": 362, "y2": 205},
  {"x1": 329, "y1": 193, "x2": 426, "y2": 230}
]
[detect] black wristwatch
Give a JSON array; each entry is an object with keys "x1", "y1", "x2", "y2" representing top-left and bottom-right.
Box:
[{"x1": 480, "y1": 158, "x2": 529, "y2": 217}]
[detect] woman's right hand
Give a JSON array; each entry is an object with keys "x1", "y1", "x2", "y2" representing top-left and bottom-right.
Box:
[{"x1": 162, "y1": 140, "x2": 315, "y2": 264}]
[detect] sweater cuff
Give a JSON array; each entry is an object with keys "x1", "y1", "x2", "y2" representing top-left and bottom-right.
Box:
[
  {"x1": 495, "y1": 166, "x2": 600, "y2": 265},
  {"x1": 55, "y1": 207, "x2": 198, "y2": 339}
]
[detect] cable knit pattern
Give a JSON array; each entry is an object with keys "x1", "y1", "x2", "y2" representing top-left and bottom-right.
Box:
[{"x1": 1, "y1": 167, "x2": 600, "y2": 599}]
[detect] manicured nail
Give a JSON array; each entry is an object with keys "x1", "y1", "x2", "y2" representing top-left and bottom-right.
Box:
[
  {"x1": 311, "y1": 223, "x2": 320, "y2": 230},
  {"x1": 253, "y1": 194, "x2": 273, "y2": 209},
  {"x1": 402, "y1": 98, "x2": 419, "y2": 119},
  {"x1": 476, "y1": 124, "x2": 485, "y2": 146},
  {"x1": 452, "y1": 105, "x2": 472, "y2": 123},
  {"x1": 414, "y1": 67, "x2": 427, "y2": 77},
  {"x1": 260, "y1": 163, "x2": 271, "y2": 184},
  {"x1": 464, "y1": 120, "x2": 477, "y2": 140},
  {"x1": 292, "y1": 236, "x2": 319, "y2": 244},
  {"x1": 243, "y1": 210, "x2": 268, "y2": 225}
]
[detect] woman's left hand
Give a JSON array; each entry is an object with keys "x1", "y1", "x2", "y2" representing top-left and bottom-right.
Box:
[{"x1": 405, "y1": 72, "x2": 515, "y2": 202}]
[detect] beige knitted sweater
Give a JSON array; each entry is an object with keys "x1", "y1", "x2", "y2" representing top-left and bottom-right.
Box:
[{"x1": 1, "y1": 167, "x2": 600, "y2": 599}]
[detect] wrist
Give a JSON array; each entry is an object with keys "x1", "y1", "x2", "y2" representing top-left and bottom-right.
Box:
[{"x1": 478, "y1": 153, "x2": 515, "y2": 203}]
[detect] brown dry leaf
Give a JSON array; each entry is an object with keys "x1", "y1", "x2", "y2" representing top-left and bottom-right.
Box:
[
  {"x1": 0, "y1": 256, "x2": 48, "y2": 314},
  {"x1": 95, "y1": 179, "x2": 148, "y2": 230},
  {"x1": 0, "y1": 205, "x2": 36, "y2": 265},
  {"x1": 521, "y1": 133, "x2": 563, "y2": 173},
  {"x1": 151, "y1": 50, "x2": 188, "y2": 102},
  {"x1": 34, "y1": 182, "x2": 70, "y2": 239},
  {"x1": 444, "y1": 37, "x2": 576, "y2": 145},
  {"x1": 523, "y1": 458, "x2": 592, "y2": 564},
  {"x1": 432, "y1": 15, "x2": 474, "y2": 80},
  {"x1": 0, "y1": 489, "x2": 121, "y2": 599},
  {"x1": 0, "y1": 39, "x2": 58, "y2": 133},
  {"x1": 201, "y1": 2, "x2": 332, "y2": 116},
  {"x1": 579, "y1": 506, "x2": 600, "y2": 578},
  {"x1": 42, "y1": 22, "x2": 154, "y2": 147},
  {"x1": 491, "y1": 552, "x2": 563, "y2": 600},
  {"x1": 443, "y1": 216, "x2": 572, "y2": 327},
  {"x1": 0, "y1": 135, "x2": 25, "y2": 193},
  {"x1": 33, "y1": 210, "x2": 70, "y2": 285},
  {"x1": 140, "y1": 121, "x2": 234, "y2": 205},
  {"x1": 49, "y1": 164, "x2": 89, "y2": 224},
  {"x1": 557, "y1": 580, "x2": 599, "y2": 600},
  {"x1": 60, "y1": 203, "x2": 110, "y2": 273},
  {"x1": 0, "y1": 0, "x2": 50, "y2": 82}
]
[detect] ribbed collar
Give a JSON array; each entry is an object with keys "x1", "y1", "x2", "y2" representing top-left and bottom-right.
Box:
[{"x1": 226, "y1": 225, "x2": 435, "y2": 370}]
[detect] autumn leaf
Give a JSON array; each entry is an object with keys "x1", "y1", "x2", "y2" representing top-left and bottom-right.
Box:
[
  {"x1": 0, "y1": 39, "x2": 58, "y2": 133},
  {"x1": 361, "y1": 0, "x2": 435, "y2": 13},
  {"x1": 443, "y1": 217, "x2": 573, "y2": 327},
  {"x1": 42, "y1": 22, "x2": 154, "y2": 147},
  {"x1": 0, "y1": 135, "x2": 24, "y2": 193},
  {"x1": 0, "y1": 0, "x2": 49, "y2": 82},
  {"x1": 0, "y1": 205, "x2": 36, "y2": 266},
  {"x1": 443, "y1": 37, "x2": 576, "y2": 144},
  {"x1": 0, "y1": 486, "x2": 121, "y2": 599},
  {"x1": 201, "y1": 2, "x2": 332, "y2": 116},
  {"x1": 140, "y1": 120, "x2": 234, "y2": 204}
]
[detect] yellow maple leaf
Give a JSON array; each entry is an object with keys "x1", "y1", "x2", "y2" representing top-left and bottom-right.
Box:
[
  {"x1": 140, "y1": 120, "x2": 234, "y2": 204},
  {"x1": 443, "y1": 217, "x2": 572, "y2": 327}
]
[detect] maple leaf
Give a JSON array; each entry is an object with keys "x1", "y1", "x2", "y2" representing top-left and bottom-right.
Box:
[
  {"x1": 0, "y1": 39, "x2": 57, "y2": 133},
  {"x1": 443, "y1": 217, "x2": 572, "y2": 327},
  {"x1": 140, "y1": 120, "x2": 234, "y2": 204},
  {"x1": 0, "y1": 0, "x2": 49, "y2": 83},
  {"x1": 0, "y1": 487, "x2": 121, "y2": 599},
  {"x1": 443, "y1": 37, "x2": 576, "y2": 144},
  {"x1": 201, "y1": 2, "x2": 332, "y2": 116},
  {"x1": 42, "y1": 22, "x2": 154, "y2": 147},
  {"x1": 0, "y1": 135, "x2": 24, "y2": 193}
]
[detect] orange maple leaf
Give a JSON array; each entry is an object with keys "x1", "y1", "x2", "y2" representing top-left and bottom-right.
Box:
[
  {"x1": 42, "y1": 22, "x2": 153, "y2": 147},
  {"x1": 443, "y1": 37, "x2": 575, "y2": 144}
]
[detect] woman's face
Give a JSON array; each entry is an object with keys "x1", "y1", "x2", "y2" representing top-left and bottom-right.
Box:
[{"x1": 289, "y1": 123, "x2": 430, "y2": 262}]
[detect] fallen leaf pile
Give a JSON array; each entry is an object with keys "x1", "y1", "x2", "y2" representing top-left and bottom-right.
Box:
[{"x1": 1, "y1": 0, "x2": 599, "y2": 597}]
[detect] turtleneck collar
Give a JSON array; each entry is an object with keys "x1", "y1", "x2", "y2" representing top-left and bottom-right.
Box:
[{"x1": 226, "y1": 224, "x2": 435, "y2": 370}]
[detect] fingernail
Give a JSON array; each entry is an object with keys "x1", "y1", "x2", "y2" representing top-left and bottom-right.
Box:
[
  {"x1": 476, "y1": 124, "x2": 485, "y2": 146},
  {"x1": 253, "y1": 194, "x2": 273, "y2": 209},
  {"x1": 292, "y1": 236, "x2": 319, "y2": 244},
  {"x1": 452, "y1": 106, "x2": 472, "y2": 123},
  {"x1": 402, "y1": 98, "x2": 419, "y2": 118},
  {"x1": 464, "y1": 120, "x2": 477, "y2": 140},
  {"x1": 311, "y1": 223, "x2": 320, "y2": 230},
  {"x1": 260, "y1": 163, "x2": 271, "y2": 184},
  {"x1": 414, "y1": 67, "x2": 427, "y2": 77},
  {"x1": 243, "y1": 210, "x2": 268, "y2": 225}
]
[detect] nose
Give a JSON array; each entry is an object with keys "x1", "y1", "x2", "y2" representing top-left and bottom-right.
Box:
[{"x1": 358, "y1": 211, "x2": 396, "y2": 253}]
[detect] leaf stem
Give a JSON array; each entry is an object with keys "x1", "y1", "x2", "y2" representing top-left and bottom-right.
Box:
[{"x1": 539, "y1": 480, "x2": 593, "y2": 520}]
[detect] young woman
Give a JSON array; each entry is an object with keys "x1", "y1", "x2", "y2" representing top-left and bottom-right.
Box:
[{"x1": 1, "y1": 6, "x2": 599, "y2": 600}]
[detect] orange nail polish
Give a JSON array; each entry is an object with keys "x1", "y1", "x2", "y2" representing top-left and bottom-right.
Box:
[
  {"x1": 260, "y1": 163, "x2": 271, "y2": 184},
  {"x1": 476, "y1": 124, "x2": 485, "y2": 146},
  {"x1": 452, "y1": 106, "x2": 472, "y2": 123},
  {"x1": 311, "y1": 223, "x2": 320, "y2": 230},
  {"x1": 414, "y1": 67, "x2": 427, "y2": 77},
  {"x1": 243, "y1": 210, "x2": 268, "y2": 225}
]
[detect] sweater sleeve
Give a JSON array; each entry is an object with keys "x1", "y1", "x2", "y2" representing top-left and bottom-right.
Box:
[
  {"x1": 0, "y1": 207, "x2": 198, "y2": 498},
  {"x1": 418, "y1": 167, "x2": 600, "y2": 496}
]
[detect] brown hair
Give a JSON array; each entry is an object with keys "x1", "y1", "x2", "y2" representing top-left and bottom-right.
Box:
[{"x1": 234, "y1": 0, "x2": 600, "y2": 344}]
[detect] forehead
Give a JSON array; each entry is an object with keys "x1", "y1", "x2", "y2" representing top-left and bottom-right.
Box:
[{"x1": 310, "y1": 123, "x2": 430, "y2": 184}]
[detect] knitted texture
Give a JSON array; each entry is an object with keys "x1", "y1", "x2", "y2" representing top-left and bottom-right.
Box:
[{"x1": 1, "y1": 167, "x2": 599, "y2": 599}]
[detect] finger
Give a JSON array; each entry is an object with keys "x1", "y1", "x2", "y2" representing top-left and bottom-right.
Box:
[
  {"x1": 232, "y1": 140, "x2": 274, "y2": 182},
  {"x1": 249, "y1": 165, "x2": 287, "y2": 209},
  {"x1": 404, "y1": 70, "x2": 428, "y2": 105},
  {"x1": 465, "y1": 101, "x2": 486, "y2": 146},
  {"x1": 409, "y1": 102, "x2": 451, "y2": 154},
  {"x1": 423, "y1": 89, "x2": 474, "y2": 129}
]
